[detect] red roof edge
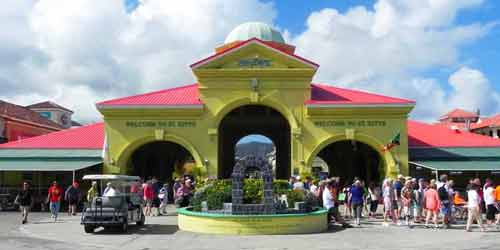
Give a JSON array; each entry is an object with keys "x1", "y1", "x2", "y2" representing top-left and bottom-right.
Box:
[
  {"x1": 96, "y1": 83, "x2": 200, "y2": 106},
  {"x1": 190, "y1": 38, "x2": 319, "y2": 69}
]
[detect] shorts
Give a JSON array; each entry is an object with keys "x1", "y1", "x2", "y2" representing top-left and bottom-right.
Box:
[
  {"x1": 383, "y1": 198, "x2": 392, "y2": 213},
  {"x1": 145, "y1": 199, "x2": 153, "y2": 206},
  {"x1": 396, "y1": 199, "x2": 403, "y2": 209},
  {"x1": 392, "y1": 200, "x2": 398, "y2": 210},
  {"x1": 440, "y1": 203, "x2": 451, "y2": 216},
  {"x1": 68, "y1": 198, "x2": 78, "y2": 206},
  {"x1": 486, "y1": 204, "x2": 497, "y2": 220}
]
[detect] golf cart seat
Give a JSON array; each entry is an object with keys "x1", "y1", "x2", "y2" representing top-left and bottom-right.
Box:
[{"x1": 92, "y1": 196, "x2": 125, "y2": 209}]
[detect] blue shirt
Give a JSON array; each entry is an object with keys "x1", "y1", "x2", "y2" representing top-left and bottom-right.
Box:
[{"x1": 351, "y1": 185, "x2": 364, "y2": 205}]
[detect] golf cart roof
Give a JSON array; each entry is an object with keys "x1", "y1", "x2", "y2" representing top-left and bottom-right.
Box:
[{"x1": 82, "y1": 175, "x2": 140, "y2": 181}]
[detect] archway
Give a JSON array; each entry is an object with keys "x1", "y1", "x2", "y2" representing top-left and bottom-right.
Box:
[
  {"x1": 128, "y1": 141, "x2": 194, "y2": 182},
  {"x1": 316, "y1": 140, "x2": 382, "y2": 185},
  {"x1": 218, "y1": 105, "x2": 291, "y2": 179},
  {"x1": 235, "y1": 134, "x2": 275, "y2": 177}
]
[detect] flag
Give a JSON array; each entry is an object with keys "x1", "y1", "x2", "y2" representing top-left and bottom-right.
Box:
[{"x1": 382, "y1": 132, "x2": 400, "y2": 152}]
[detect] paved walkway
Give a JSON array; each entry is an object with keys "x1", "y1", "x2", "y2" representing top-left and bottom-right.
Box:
[{"x1": 7, "y1": 208, "x2": 498, "y2": 250}]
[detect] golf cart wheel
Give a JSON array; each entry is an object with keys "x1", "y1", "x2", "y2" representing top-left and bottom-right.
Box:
[
  {"x1": 84, "y1": 225, "x2": 94, "y2": 233},
  {"x1": 136, "y1": 213, "x2": 145, "y2": 226}
]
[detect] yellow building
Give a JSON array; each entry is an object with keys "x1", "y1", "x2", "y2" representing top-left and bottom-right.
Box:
[{"x1": 96, "y1": 22, "x2": 415, "y2": 183}]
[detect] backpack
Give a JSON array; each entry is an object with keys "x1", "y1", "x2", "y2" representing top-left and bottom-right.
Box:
[{"x1": 438, "y1": 185, "x2": 449, "y2": 201}]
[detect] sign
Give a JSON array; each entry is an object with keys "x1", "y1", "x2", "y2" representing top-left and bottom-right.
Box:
[
  {"x1": 239, "y1": 58, "x2": 271, "y2": 67},
  {"x1": 314, "y1": 120, "x2": 386, "y2": 128},
  {"x1": 125, "y1": 120, "x2": 196, "y2": 128}
]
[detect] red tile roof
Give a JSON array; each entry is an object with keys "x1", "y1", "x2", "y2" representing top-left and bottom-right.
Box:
[
  {"x1": 306, "y1": 84, "x2": 415, "y2": 106},
  {"x1": 26, "y1": 101, "x2": 73, "y2": 113},
  {"x1": 0, "y1": 100, "x2": 64, "y2": 130},
  {"x1": 97, "y1": 82, "x2": 415, "y2": 108},
  {"x1": 190, "y1": 38, "x2": 319, "y2": 69},
  {"x1": 439, "y1": 108, "x2": 478, "y2": 120},
  {"x1": 408, "y1": 120, "x2": 500, "y2": 148},
  {"x1": 0, "y1": 122, "x2": 104, "y2": 149},
  {"x1": 471, "y1": 114, "x2": 500, "y2": 129},
  {"x1": 96, "y1": 84, "x2": 202, "y2": 107}
]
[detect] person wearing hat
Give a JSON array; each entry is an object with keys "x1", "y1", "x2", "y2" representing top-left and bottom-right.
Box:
[
  {"x1": 293, "y1": 176, "x2": 305, "y2": 190},
  {"x1": 47, "y1": 181, "x2": 63, "y2": 221},
  {"x1": 393, "y1": 174, "x2": 405, "y2": 221},
  {"x1": 15, "y1": 182, "x2": 34, "y2": 224},
  {"x1": 87, "y1": 181, "x2": 99, "y2": 205}
]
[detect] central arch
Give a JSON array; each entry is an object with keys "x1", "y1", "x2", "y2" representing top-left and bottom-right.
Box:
[{"x1": 218, "y1": 105, "x2": 291, "y2": 179}]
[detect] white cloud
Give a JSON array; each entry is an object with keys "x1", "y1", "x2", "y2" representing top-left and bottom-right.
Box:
[
  {"x1": 0, "y1": 0, "x2": 276, "y2": 122},
  {"x1": 291, "y1": 0, "x2": 498, "y2": 121},
  {"x1": 0, "y1": 0, "x2": 498, "y2": 124}
]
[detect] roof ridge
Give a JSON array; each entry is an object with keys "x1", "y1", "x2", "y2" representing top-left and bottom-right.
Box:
[
  {"x1": 97, "y1": 83, "x2": 199, "y2": 105},
  {"x1": 311, "y1": 83, "x2": 415, "y2": 103}
]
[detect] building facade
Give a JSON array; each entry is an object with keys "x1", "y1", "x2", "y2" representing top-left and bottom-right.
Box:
[{"x1": 97, "y1": 23, "x2": 414, "y2": 183}]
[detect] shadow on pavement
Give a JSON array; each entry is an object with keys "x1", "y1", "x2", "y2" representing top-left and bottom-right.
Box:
[{"x1": 93, "y1": 224, "x2": 178, "y2": 235}]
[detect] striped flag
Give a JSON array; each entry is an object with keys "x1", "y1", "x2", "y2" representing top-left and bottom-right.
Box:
[{"x1": 382, "y1": 132, "x2": 400, "y2": 152}]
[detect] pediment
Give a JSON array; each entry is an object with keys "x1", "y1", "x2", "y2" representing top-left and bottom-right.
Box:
[{"x1": 192, "y1": 40, "x2": 318, "y2": 71}]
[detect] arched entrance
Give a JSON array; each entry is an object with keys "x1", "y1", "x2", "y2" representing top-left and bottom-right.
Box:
[
  {"x1": 218, "y1": 105, "x2": 291, "y2": 179},
  {"x1": 316, "y1": 140, "x2": 382, "y2": 184},
  {"x1": 129, "y1": 141, "x2": 194, "y2": 182}
]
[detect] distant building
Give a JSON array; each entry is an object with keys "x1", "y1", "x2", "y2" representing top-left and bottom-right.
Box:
[
  {"x1": 26, "y1": 101, "x2": 76, "y2": 129},
  {"x1": 437, "y1": 108, "x2": 500, "y2": 139},
  {"x1": 0, "y1": 100, "x2": 64, "y2": 143}
]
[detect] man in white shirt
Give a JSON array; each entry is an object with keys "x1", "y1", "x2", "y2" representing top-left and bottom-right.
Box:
[
  {"x1": 323, "y1": 181, "x2": 349, "y2": 227},
  {"x1": 293, "y1": 176, "x2": 305, "y2": 190},
  {"x1": 466, "y1": 184, "x2": 485, "y2": 232},
  {"x1": 103, "y1": 182, "x2": 118, "y2": 197}
]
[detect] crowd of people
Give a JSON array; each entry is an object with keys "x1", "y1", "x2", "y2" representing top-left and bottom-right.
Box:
[
  {"x1": 13, "y1": 175, "x2": 195, "y2": 224},
  {"x1": 289, "y1": 174, "x2": 500, "y2": 231}
]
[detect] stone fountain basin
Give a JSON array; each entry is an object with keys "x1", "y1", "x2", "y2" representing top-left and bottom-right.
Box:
[{"x1": 177, "y1": 207, "x2": 328, "y2": 235}]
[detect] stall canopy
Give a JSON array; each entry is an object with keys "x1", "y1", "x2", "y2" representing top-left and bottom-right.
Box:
[
  {"x1": 0, "y1": 123, "x2": 104, "y2": 172},
  {"x1": 408, "y1": 120, "x2": 500, "y2": 173}
]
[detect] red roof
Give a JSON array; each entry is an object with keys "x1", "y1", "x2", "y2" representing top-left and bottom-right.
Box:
[
  {"x1": 408, "y1": 120, "x2": 500, "y2": 148},
  {"x1": 307, "y1": 84, "x2": 415, "y2": 106},
  {"x1": 471, "y1": 114, "x2": 500, "y2": 129},
  {"x1": 440, "y1": 108, "x2": 478, "y2": 120},
  {"x1": 0, "y1": 122, "x2": 104, "y2": 149},
  {"x1": 96, "y1": 84, "x2": 202, "y2": 107},
  {"x1": 0, "y1": 100, "x2": 64, "y2": 129},
  {"x1": 190, "y1": 38, "x2": 319, "y2": 69}
]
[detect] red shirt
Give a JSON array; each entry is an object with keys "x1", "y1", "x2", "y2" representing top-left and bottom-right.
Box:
[
  {"x1": 48, "y1": 186, "x2": 63, "y2": 202},
  {"x1": 143, "y1": 185, "x2": 154, "y2": 200}
]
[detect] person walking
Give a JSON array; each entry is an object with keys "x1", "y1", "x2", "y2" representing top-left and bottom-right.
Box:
[
  {"x1": 143, "y1": 181, "x2": 154, "y2": 216},
  {"x1": 401, "y1": 180, "x2": 416, "y2": 228},
  {"x1": 466, "y1": 183, "x2": 486, "y2": 232},
  {"x1": 382, "y1": 179, "x2": 396, "y2": 226},
  {"x1": 415, "y1": 178, "x2": 426, "y2": 223},
  {"x1": 65, "y1": 182, "x2": 82, "y2": 216},
  {"x1": 368, "y1": 182, "x2": 381, "y2": 219},
  {"x1": 47, "y1": 181, "x2": 63, "y2": 222},
  {"x1": 15, "y1": 182, "x2": 34, "y2": 224},
  {"x1": 350, "y1": 180, "x2": 364, "y2": 226},
  {"x1": 158, "y1": 184, "x2": 169, "y2": 215},
  {"x1": 437, "y1": 175, "x2": 452, "y2": 228},
  {"x1": 424, "y1": 183, "x2": 441, "y2": 229},
  {"x1": 343, "y1": 184, "x2": 352, "y2": 218},
  {"x1": 483, "y1": 182, "x2": 497, "y2": 226},
  {"x1": 323, "y1": 180, "x2": 350, "y2": 228}
]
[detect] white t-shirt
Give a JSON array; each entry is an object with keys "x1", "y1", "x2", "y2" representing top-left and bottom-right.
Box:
[
  {"x1": 322, "y1": 188, "x2": 335, "y2": 209},
  {"x1": 484, "y1": 187, "x2": 495, "y2": 205},
  {"x1": 103, "y1": 187, "x2": 117, "y2": 197},
  {"x1": 293, "y1": 182, "x2": 305, "y2": 190},
  {"x1": 310, "y1": 184, "x2": 318, "y2": 194},
  {"x1": 467, "y1": 190, "x2": 480, "y2": 208}
]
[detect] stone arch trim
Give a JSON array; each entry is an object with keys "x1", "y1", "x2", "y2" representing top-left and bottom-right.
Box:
[
  {"x1": 231, "y1": 156, "x2": 275, "y2": 214},
  {"x1": 213, "y1": 97, "x2": 299, "y2": 130},
  {"x1": 305, "y1": 133, "x2": 397, "y2": 178},
  {"x1": 116, "y1": 134, "x2": 204, "y2": 173}
]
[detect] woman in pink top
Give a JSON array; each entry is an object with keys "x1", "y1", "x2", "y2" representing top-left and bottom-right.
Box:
[
  {"x1": 143, "y1": 182, "x2": 154, "y2": 216},
  {"x1": 424, "y1": 183, "x2": 441, "y2": 228}
]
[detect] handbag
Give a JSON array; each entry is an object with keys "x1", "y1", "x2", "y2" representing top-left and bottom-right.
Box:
[{"x1": 338, "y1": 193, "x2": 346, "y2": 201}]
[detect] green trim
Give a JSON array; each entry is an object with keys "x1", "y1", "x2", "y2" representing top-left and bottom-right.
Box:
[
  {"x1": 176, "y1": 207, "x2": 327, "y2": 218},
  {"x1": 0, "y1": 159, "x2": 102, "y2": 171},
  {"x1": 0, "y1": 149, "x2": 102, "y2": 158},
  {"x1": 412, "y1": 160, "x2": 500, "y2": 171}
]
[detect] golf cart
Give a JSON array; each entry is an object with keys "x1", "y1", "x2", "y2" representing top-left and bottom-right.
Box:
[{"x1": 81, "y1": 175, "x2": 145, "y2": 233}]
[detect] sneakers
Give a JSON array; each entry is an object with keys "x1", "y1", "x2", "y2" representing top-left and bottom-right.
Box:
[{"x1": 21, "y1": 219, "x2": 26, "y2": 224}]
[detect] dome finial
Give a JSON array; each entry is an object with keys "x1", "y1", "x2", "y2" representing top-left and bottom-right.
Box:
[{"x1": 225, "y1": 22, "x2": 285, "y2": 44}]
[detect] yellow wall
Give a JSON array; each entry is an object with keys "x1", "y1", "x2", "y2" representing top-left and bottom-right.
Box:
[{"x1": 99, "y1": 42, "x2": 413, "y2": 179}]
